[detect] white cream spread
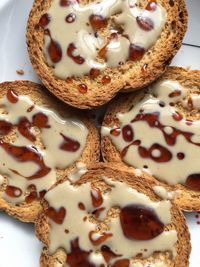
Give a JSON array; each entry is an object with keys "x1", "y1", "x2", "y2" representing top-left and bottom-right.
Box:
[
  {"x1": 42, "y1": 0, "x2": 166, "y2": 78},
  {"x1": 45, "y1": 176, "x2": 177, "y2": 266},
  {"x1": 0, "y1": 89, "x2": 88, "y2": 204},
  {"x1": 0, "y1": 174, "x2": 4, "y2": 186},
  {"x1": 101, "y1": 80, "x2": 200, "y2": 190},
  {"x1": 68, "y1": 162, "x2": 88, "y2": 182},
  {"x1": 153, "y1": 186, "x2": 181, "y2": 200}
]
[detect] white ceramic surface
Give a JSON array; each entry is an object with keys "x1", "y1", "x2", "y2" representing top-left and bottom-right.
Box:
[{"x1": 0, "y1": 0, "x2": 199, "y2": 266}]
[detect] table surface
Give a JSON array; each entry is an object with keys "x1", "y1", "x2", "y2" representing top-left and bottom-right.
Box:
[{"x1": 0, "y1": 0, "x2": 199, "y2": 266}]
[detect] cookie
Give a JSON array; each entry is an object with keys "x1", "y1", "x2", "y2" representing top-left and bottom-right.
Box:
[
  {"x1": 0, "y1": 81, "x2": 99, "y2": 222},
  {"x1": 27, "y1": 0, "x2": 187, "y2": 109},
  {"x1": 101, "y1": 67, "x2": 200, "y2": 211},
  {"x1": 36, "y1": 163, "x2": 190, "y2": 267}
]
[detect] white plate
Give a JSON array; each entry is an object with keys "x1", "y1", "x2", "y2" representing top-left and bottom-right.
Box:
[{"x1": 0, "y1": 0, "x2": 199, "y2": 266}]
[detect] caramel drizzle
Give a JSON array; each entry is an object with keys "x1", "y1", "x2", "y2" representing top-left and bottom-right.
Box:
[
  {"x1": 0, "y1": 141, "x2": 51, "y2": 180},
  {"x1": 121, "y1": 111, "x2": 200, "y2": 162}
]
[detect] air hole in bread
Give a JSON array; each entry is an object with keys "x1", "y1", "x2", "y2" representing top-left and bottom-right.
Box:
[
  {"x1": 169, "y1": 0, "x2": 174, "y2": 7},
  {"x1": 171, "y1": 20, "x2": 176, "y2": 30}
]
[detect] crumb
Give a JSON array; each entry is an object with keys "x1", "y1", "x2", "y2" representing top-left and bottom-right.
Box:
[
  {"x1": 185, "y1": 66, "x2": 192, "y2": 71},
  {"x1": 16, "y1": 69, "x2": 24, "y2": 75}
]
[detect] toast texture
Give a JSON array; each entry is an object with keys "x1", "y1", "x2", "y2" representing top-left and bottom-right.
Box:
[
  {"x1": 36, "y1": 163, "x2": 191, "y2": 267},
  {"x1": 27, "y1": 0, "x2": 187, "y2": 109},
  {"x1": 101, "y1": 67, "x2": 200, "y2": 211},
  {"x1": 0, "y1": 81, "x2": 100, "y2": 222}
]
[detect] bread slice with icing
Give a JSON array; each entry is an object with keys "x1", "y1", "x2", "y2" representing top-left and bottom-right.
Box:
[
  {"x1": 101, "y1": 67, "x2": 200, "y2": 211},
  {"x1": 35, "y1": 163, "x2": 190, "y2": 267},
  {"x1": 0, "y1": 81, "x2": 100, "y2": 222},
  {"x1": 26, "y1": 0, "x2": 187, "y2": 109}
]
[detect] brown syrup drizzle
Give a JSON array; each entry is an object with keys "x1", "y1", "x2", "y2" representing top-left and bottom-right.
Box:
[
  {"x1": 177, "y1": 152, "x2": 185, "y2": 160},
  {"x1": 186, "y1": 174, "x2": 200, "y2": 191},
  {"x1": 110, "y1": 128, "x2": 121, "y2": 137},
  {"x1": 5, "y1": 185, "x2": 22, "y2": 198},
  {"x1": 66, "y1": 13, "x2": 76, "y2": 23},
  {"x1": 116, "y1": 107, "x2": 200, "y2": 190},
  {"x1": 45, "y1": 29, "x2": 62, "y2": 63},
  {"x1": 102, "y1": 75, "x2": 111, "y2": 85},
  {"x1": 40, "y1": 0, "x2": 164, "y2": 80},
  {"x1": 78, "y1": 202, "x2": 86, "y2": 210},
  {"x1": 27, "y1": 105, "x2": 35, "y2": 113},
  {"x1": 146, "y1": 0, "x2": 157, "y2": 11},
  {"x1": 25, "y1": 185, "x2": 46, "y2": 204},
  {"x1": 0, "y1": 111, "x2": 50, "y2": 141},
  {"x1": 120, "y1": 205, "x2": 164, "y2": 240},
  {"x1": 0, "y1": 120, "x2": 12, "y2": 136},
  {"x1": 122, "y1": 125, "x2": 134, "y2": 142},
  {"x1": 91, "y1": 185, "x2": 103, "y2": 208},
  {"x1": 0, "y1": 89, "x2": 83, "y2": 200},
  {"x1": 168, "y1": 90, "x2": 181, "y2": 98},
  {"x1": 60, "y1": 133, "x2": 81, "y2": 152},
  {"x1": 25, "y1": 190, "x2": 38, "y2": 203},
  {"x1": 89, "y1": 68, "x2": 100, "y2": 79},
  {"x1": 98, "y1": 33, "x2": 118, "y2": 60},
  {"x1": 32, "y1": 112, "x2": 50, "y2": 128},
  {"x1": 0, "y1": 141, "x2": 51, "y2": 180},
  {"x1": 39, "y1": 190, "x2": 47, "y2": 198},
  {"x1": 66, "y1": 238, "x2": 98, "y2": 267},
  {"x1": 78, "y1": 84, "x2": 88, "y2": 94},
  {"x1": 17, "y1": 117, "x2": 36, "y2": 142},
  {"x1": 48, "y1": 40, "x2": 62, "y2": 63},
  {"x1": 7, "y1": 89, "x2": 19, "y2": 104},
  {"x1": 60, "y1": 0, "x2": 72, "y2": 7},
  {"x1": 67, "y1": 43, "x2": 85, "y2": 64},
  {"x1": 136, "y1": 16, "x2": 154, "y2": 31},
  {"x1": 39, "y1": 13, "x2": 50, "y2": 27},
  {"x1": 101, "y1": 245, "x2": 121, "y2": 263},
  {"x1": 187, "y1": 97, "x2": 194, "y2": 110},
  {"x1": 92, "y1": 207, "x2": 105, "y2": 219},
  {"x1": 89, "y1": 231, "x2": 113, "y2": 246},
  {"x1": 46, "y1": 206, "x2": 66, "y2": 224},
  {"x1": 138, "y1": 143, "x2": 172, "y2": 163},
  {"x1": 120, "y1": 111, "x2": 200, "y2": 162},
  {"x1": 172, "y1": 111, "x2": 183, "y2": 121},
  {"x1": 131, "y1": 112, "x2": 200, "y2": 147},
  {"x1": 129, "y1": 44, "x2": 145, "y2": 61},
  {"x1": 89, "y1": 15, "x2": 107, "y2": 31},
  {"x1": 112, "y1": 259, "x2": 130, "y2": 267},
  {"x1": 101, "y1": 245, "x2": 129, "y2": 267}
]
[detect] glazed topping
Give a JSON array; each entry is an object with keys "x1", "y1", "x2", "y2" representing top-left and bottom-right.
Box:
[
  {"x1": 0, "y1": 175, "x2": 4, "y2": 186},
  {"x1": 45, "y1": 177, "x2": 177, "y2": 266},
  {"x1": 102, "y1": 80, "x2": 200, "y2": 191},
  {"x1": 153, "y1": 186, "x2": 181, "y2": 200},
  {"x1": 41, "y1": 0, "x2": 166, "y2": 79},
  {"x1": 0, "y1": 89, "x2": 88, "y2": 204},
  {"x1": 120, "y1": 205, "x2": 164, "y2": 240},
  {"x1": 68, "y1": 162, "x2": 88, "y2": 183}
]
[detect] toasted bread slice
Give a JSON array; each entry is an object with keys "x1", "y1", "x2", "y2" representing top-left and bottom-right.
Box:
[
  {"x1": 26, "y1": 0, "x2": 187, "y2": 109},
  {"x1": 0, "y1": 81, "x2": 100, "y2": 222},
  {"x1": 36, "y1": 163, "x2": 190, "y2": 267},
  {"x1": 101, "y1": 67, "x2": 200, "y2": 211}
]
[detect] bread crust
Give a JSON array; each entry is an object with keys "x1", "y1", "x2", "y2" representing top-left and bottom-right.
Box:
[
  {"x1": 26, "y1": 0, "x2": 188, "y2": 109},
  {"x1": 0, "y1": 81, "x2": 100, "y2": 222},
  {"x1": 36, "y1": 163, "x2": 191, "y2": 267},
  {"x1": 101, "y1": 67, "x2": 200, "y2": 211}
]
